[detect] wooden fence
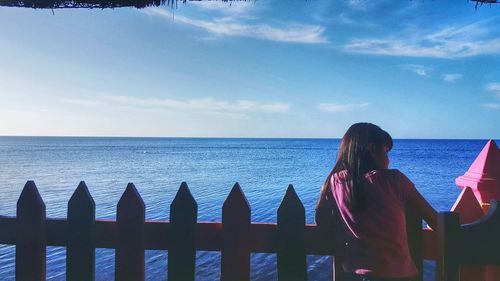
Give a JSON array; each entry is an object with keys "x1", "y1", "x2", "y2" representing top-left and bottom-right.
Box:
[
  {"x1": 437, "y1": 206, "x2": 500, "y2": 281},
  {"x1": 0, "y1": 181, "x2": 499, "y2": 281}
]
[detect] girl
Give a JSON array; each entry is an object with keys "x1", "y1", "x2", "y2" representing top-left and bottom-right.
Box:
[{"x1": 315, "y1": 123, "x2": 437, "y2": 281}]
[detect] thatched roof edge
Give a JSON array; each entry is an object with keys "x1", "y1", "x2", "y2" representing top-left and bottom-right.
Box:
[
  {"x1": 0, "y1": 0, "x2": 496, "y2": 9},
  {"x1": 0, "y1": 0, "x2": 240, "y2": 9}
]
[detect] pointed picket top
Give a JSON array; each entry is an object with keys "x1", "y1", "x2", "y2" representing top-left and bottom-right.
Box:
[
  {"x1": 451, "y1": 187, "x2": 484, "y2": 224},
  {"x1": 221, "y1": 182, "x2": 251, "y2": 281},
  {"x1": 222, "y1": 183, "x2": 250, "y2": 218},
  {"x1": 117, "y1": 183, "x2": 145, "y2": 223},
  {"x1": 16, "y1": 180, "x2": 46, "y2": 281},
  {"x1": 169, "y1": 182, "x2": 197, "y2": 281},
  {"x1": 118, "y1": 183, "x2": 145, "y2": 209},
  {"x1": 68, "y1": 181, "x2": 95, "y2": 222},
  {"x1": 277, "y1": 184, "x2": 306, "y2": 281},
  {"x1": 17, "y1": 180, "x2": 45, "y2": 214},
  {"x1": 116, "y1": 183, "x2": 145, "y2": 281},
  {"x1": 67, "y1": 181, "x2": 95, "y2": 281},
  {"x1": 170, "y1": 182, "x2": 197, "y2": 224},
  {"x1": 68, "y1": 181, "x2": 95, "y2": 213},
  {"x1": 172, "y1": 182, "x2": 196, "y2": 208},
  {"x1": 278, "y1": 184, "x2": 305, "y2": 216},
  {"x1": 456, "y1": 140, "x2": 500, "y2": 203},
  {"x1": 277, "y1": 184, "x2": 305, "y2": 226}
]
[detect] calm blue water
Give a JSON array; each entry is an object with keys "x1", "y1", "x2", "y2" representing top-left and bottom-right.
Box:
[{"x1": 0, "y1": 137, "x2": 493, "y2": 280}]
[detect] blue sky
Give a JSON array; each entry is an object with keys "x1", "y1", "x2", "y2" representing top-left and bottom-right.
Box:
[{"x1": 0, "y1": 0, "x2": 499, "y2": 138}]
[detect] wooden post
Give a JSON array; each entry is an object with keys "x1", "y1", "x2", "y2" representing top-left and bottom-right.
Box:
[
  {"x1": 221, "y1": 183, "x2": 251, "y2": 281},
  {"x1": 67, "y1": 181, "x2": 95, "y2": 281},
  {"x1": 450, "y1": 187, "x2": 486, "y2": 281},
  {"x1": 115, "y1": 183, "x2": 145, "y2": 281},
  {"x1": 16, "y1": 180, "x2": 46, "y2": 281},
  {"x1": 277, "y1": 184, "x2": 307, "y2": 281},
  {"x1": 455, "y1": 140, "x2": 500, "y2": 281},
  {"x1": 406, "y1": 207, "x2": 423, "y2": 281},
  {"x1": 168, "y1": 182, "x2": 197, "y2": 281},
  {"x1": 436, "y1": 212, "x2": 460, "y2": 281},
  {"x1": 333, "y1": 257, "x2": 343, "y2": 281},
  {"x1": 460, "y1": 200, "x2": 500, "y2": 265}
]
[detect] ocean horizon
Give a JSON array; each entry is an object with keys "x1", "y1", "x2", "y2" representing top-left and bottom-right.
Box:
[{"x1": 0, "y1": 135, "x2": 494, "y2": 140}]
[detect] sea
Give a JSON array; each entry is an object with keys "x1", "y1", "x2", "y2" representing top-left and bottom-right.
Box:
[{"x1": 0, "y1": 137, "x2": 493, "y2": 280}]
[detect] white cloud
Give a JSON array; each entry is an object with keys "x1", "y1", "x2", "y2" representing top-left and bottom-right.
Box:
[
  {"x1": 486, "y1": 83, "x2": 500, "y2": 98},
  {"x1": 106, "y1": 95, "x2": 290, "y2": 114},
  {"x1": 481, "y1": 103, "x2": 500, "y2": 109},
  {"x1": 347, "y1": 0, "x2": 367, "y2": 10},
  {"x1": 335, "y1": 13, "x2": 377, "y2": 28},
  {"x1": 345, "y1": 0, "x2": 379, "y2": 11},
  {"x1": 144, "y1": 8, "x2": 327, "y2": 44},
  {"x1": 61, "y1": 98, "x2": 104, "y2": 106},
  {"x1": 486, "y1": 83, "x2": 500, "y2": 91},
  {"x1": 337, "y1": 13, "x2": 357, "y2": 25},
  {"x1": 442, "y1": 73, "x2": 463, "y2": 82},
  {"x1": 344, "y1": 19, "x2": 500, "y2": 58},
  {"x1": 190, "y1": 1, "x2": 258, "y2": 15},
  {"x1": 400, "y1": 64, "x2": 430, "y2": 77},
  {"x1": 318, "y1": 102, "x2": 371, "y2": 113}
]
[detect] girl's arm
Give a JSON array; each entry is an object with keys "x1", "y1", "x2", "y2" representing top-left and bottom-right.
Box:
[{"x1": 409, "y1": 189, "x2": 437, "y2": 230}]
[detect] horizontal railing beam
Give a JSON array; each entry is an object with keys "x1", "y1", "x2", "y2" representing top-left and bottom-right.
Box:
[{"x1": 0, "y1": 216, "x2": 437, "y2": 258}]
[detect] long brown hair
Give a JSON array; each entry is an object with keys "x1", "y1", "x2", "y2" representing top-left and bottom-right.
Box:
[{"x1": 316, "y1": 123, "x2": 393, "y2": 218}]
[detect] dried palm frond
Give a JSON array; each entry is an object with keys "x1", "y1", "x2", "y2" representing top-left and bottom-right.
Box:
[
  {"x1": 0, "y1": 0, "x2": 497, "y2": 9},
  {"x1": 0, "y1": 0, "x2": 242, "y2": 9}
]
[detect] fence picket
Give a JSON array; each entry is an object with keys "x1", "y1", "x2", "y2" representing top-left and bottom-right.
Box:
[
  {"x1": 116, "y1": 183, "x2": 145, "y2": 281},
  {"x1": 437, "y1": 212, "x2": 460, "y2": 281},
  {"x1": 406, "y1": 207, "x2": 423, "y2": 281},
  {"x1": 277, "y1": 184, "x2": 307, "y2": 281},
  {"x1": 16, "y1": 180, "x2": 46, "y2": 281},
  {"x1": 168, "y1": 182, "x2": 197, "y2": 281},
  {"x1": 67, "y1": 181, "x2": 95, "y2": 281},
  {"x1": 221, "y1": 183, "x2": 251, "y2": 281}
]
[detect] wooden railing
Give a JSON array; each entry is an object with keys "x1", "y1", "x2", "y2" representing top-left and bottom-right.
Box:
[
  {"x1": 436, "y1": 203, "x2": 500, "y2": 281},
  {"x1": 1, "y1": 180, "x2": 499, "y2": 281}
]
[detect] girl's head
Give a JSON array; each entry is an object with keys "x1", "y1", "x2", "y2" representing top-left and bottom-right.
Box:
[
  {"x1": 335, "y1": 122, "x2": 393, "y2": 173},
  {"x1": 316, "y1": 123, "x2": 393, "y2": 214}
]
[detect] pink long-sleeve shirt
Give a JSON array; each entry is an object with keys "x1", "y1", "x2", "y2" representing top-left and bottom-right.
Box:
[{"x1": 331, "y1": 169, "x2": 418, "y2": 278}]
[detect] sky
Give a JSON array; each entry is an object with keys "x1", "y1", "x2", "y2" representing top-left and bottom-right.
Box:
[{"x1": 0, "y1": 0, "x2": 499, "y2": 139}]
